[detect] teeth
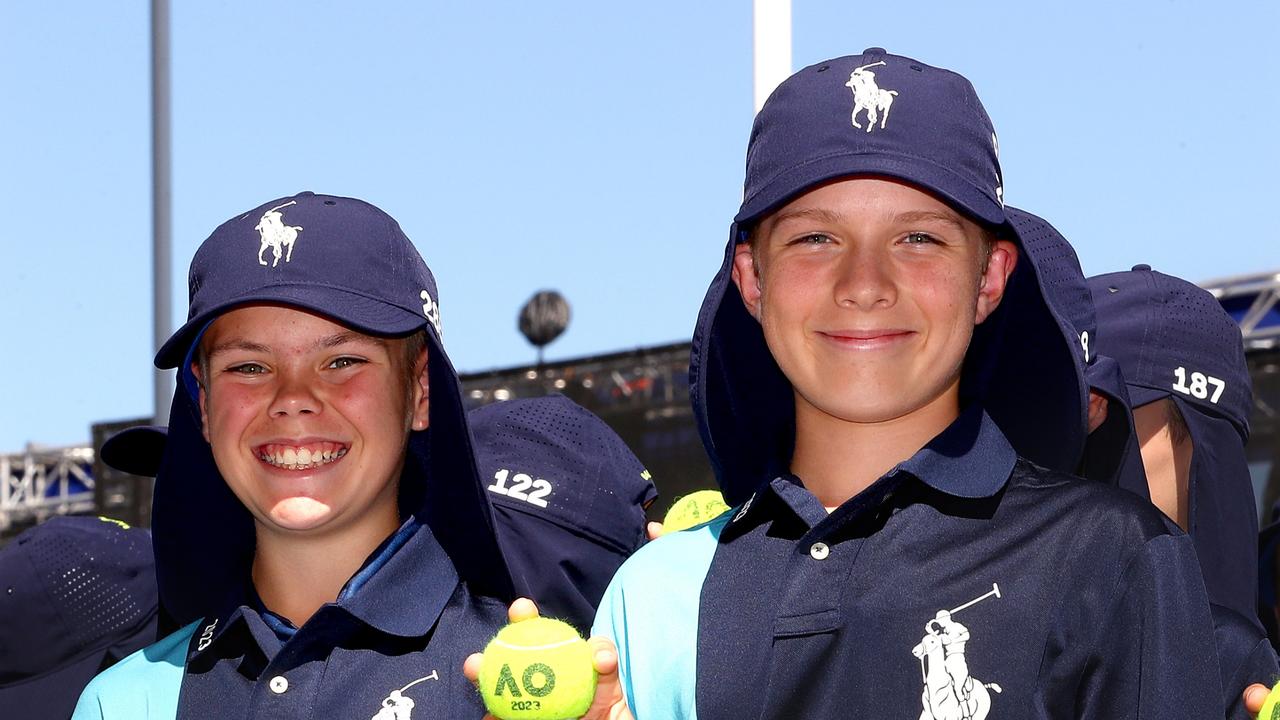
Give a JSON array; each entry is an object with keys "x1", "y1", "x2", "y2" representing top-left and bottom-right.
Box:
[{"x1": 258, "y1": 444, "x2": 347, "y2": 470}]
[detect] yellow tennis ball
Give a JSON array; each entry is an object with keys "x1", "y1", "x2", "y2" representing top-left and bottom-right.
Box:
[
  {"x1": 663, "y1": 489, "x2": 730, "y2": 533},
  {"x1": 478, "y1": 617, "x2": 596, "y2": 720},
  {"x1": 1260, "y1": 682, "x2": 1280, "y2": 720}
]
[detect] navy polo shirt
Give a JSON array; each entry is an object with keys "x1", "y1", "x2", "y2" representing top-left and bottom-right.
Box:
[
  {"x1": 175, "y1": 520, "x2": 505, "y2": 719},
  {"x1": 595, "y1": 407, "x2": 1223, "y2": 719}
]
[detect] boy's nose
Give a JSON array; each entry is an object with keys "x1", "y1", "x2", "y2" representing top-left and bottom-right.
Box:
[
  {"x1": 269, "y1": 373, "x2": 321, "y2": 417},
  {"x1": 833, "y1": 248, "x2": 897, "y2": 309}
]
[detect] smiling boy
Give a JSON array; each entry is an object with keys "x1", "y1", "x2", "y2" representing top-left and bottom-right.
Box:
[
  {"x1": 74, "y1": 192, "x2": 514, "y2": 719},
  {"x1": 579, "y1": 49, "x2": 1223, "y2": 719}
]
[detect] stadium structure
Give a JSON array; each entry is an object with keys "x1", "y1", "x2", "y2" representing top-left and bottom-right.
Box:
[{"x1": 4, "y1": 272, "x2": 1279, "y2": 542}]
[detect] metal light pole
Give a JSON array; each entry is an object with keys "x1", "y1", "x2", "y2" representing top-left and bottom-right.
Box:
[
  {"x1": 753, "y1": 0, "x2": 792, "y2": 113},
  {"x1": 152, "y1": 0, "x2": 173, "y2": 426}
]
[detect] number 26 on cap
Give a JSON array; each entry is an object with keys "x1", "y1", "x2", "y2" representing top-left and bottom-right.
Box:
[{"x1": 1172, "y1": 366, "x2": 1224, "y2": 403}]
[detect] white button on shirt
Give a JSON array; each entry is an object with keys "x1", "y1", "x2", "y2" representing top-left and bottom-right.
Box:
[
  {"x1": 269, "y1": 675, "x2": 289, "y2": 694},
  {"x1": 809, "y1": 542, "x2": 830, "y2": 560}
]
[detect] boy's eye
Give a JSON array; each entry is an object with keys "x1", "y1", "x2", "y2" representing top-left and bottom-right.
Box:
[
  {"x1": 903, "y1": 231, "x2": 940, "y2": 245},
  {"x1": 790, "y1": 233, "x2": 833, "y2": 246},
  {"x1": 228, "y1": 363, "x2": 266, "y2": 375},
  {"x1": 328, "y1": 356, "x2": 366, "y2": 370}
]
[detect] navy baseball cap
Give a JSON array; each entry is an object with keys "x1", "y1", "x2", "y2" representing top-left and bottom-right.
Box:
[
  {"x1": 469, "y1": 395, "x2": 657, "y2": 632},
  {"x1": 1089, "y1": 266, "x2": 1252, "y2": 439},
  {"x1": 156, "y1": 192, "x2": 441, "y2": 369},
  {"x1": 1005, "y1": 207, "x2": 1148, "y2": 494},
  {"x1": 0, "y1": 516, "x2": 158, "y2": 720},
  {"x1": 738, "y1": 48, "x2": 1004, "y2": 229},
  {"x1": 1089, "y1": 267, "x2": 1257, "y2": 627},
  {"x1": 692, "y1": 50, "x2": 1087, "y2": 504},
  {"x1": 150, "y1": 191, "x2": 513, "y2": 624},
  {"x1": 100, "y1": 425, "x2": 168, "y2": 478}
]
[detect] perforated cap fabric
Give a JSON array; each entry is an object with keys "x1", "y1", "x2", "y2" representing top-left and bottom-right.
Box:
[
  {"x1": 1089, "y1": 267, "x2": 1252, "y2": 439},
  {"x1": 469, "y1": 395, "x2": 657, "y2": 630},
  {"x1": 0, "y1": 516, "x2": 158, "y2": 719},
  {"x1": 1006, "y1": 207, "x2": 1094, "y2": 367}
]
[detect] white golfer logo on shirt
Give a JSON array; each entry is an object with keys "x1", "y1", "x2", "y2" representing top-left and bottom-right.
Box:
[
  {"x1": 846, "y1": 61, "x2": 899, "y2": 132},
  {"x1": 911, "y1": 583, "x2": 1003, "y2": 720},
  {"x1": 370, "y1": 671, "x2": 439, "y2": 720},
  {"x1": 256, "y1": 201, "x2": 303, "y2": 267}
]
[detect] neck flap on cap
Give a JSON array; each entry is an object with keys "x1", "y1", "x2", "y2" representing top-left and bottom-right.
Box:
[
  {"x1": 690, "y1": 53, "x2": 1088, "y2": 505},
  {"x1": 1005, "y1": 207, "x2": 1147, "y2": 494},
  {"x1": 150, "y1": 193, "x2": 513, "y2": 624}
]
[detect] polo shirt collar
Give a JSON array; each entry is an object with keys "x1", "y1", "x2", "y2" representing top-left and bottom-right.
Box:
[
  {"x1": 189, "y1": 519, "x2": 459, "y2": 663},
  {"x1": 897, "y1": 405, "x2": 1016, "y2": 498},
  {"x1": 335, "y1": 519, "x2": 458, "y2": 638},
  {"x1": 724, "y1": 405, "x2": 1016, "y2": 536}
]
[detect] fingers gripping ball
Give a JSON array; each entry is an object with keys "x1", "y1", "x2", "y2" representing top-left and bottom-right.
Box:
[
  {"x1": 478, "y1": 617, "x2": 597, "y2": 720},
  {"x1": 1262, "y1": 683, "x2": 1280, "y2": 720},
  {"x1": 663, "y1": 490, "x2": 730, "y2": 533}
]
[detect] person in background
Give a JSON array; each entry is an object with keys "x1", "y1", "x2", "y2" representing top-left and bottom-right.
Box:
[
  {"x1": 470, "y1": 394, "x2": 657, "y2": 632},
  {"x1": 1089, "y1": 266, "x2": 1278, "y2": 715},
  {"x1": 0, "y1": 516, "x2": 158, "y2": 720}
]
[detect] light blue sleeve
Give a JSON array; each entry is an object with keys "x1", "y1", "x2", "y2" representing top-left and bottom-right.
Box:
[
  {"x1": 591, "y1": 515, "x2": 726, "y2": 720},
  {"x1": 71, "y1": 622, "x2": 198, "y2": 720}
]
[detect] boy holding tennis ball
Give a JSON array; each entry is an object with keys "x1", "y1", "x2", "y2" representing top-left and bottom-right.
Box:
[{"x1": 577, "y1": 48, "x2": 1224, "y2": 719}]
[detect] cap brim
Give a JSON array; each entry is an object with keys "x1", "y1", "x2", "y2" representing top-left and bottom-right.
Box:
[
  {"x1": 0, "y1": 648, "x2": 107, "y2": 720},
  {"x1": 1126, "y1": 384, "x2": 1170, "y2": 409},
  {"x1": 156, "y1": 285, "x2": 428, "y2": 369},
  {"x1": 101, "y1": 426, "x2": 169, "y2": 477},
  {"x1": 735, "y1": 152, "x2": 1006, "y2": 228}
]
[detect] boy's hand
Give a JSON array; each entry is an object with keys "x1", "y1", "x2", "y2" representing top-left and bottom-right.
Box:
[
  {"x1": 1244, "y1": 683, "x2": 1268, "y2": 717},
  {"x1": 463, "y1": 598, "x2": 635, "y2": 720},
  {"x1": 646, "y1": 521, "x2": 665, "y2": 541}
]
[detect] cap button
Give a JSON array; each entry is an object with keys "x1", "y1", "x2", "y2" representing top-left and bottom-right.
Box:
[
  {"x1": 1131, "y1": 264, "x2": 1152, "y2": 271},
  {"x1": 862, "y1": 47, "x2": 887, "y2": 56}
]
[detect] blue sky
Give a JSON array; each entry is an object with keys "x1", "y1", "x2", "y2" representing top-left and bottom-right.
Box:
[{"x1": 1, "y1": 1, "x2": 1276, "y2": 452}]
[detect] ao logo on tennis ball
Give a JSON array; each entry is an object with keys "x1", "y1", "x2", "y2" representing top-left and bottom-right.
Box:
[
  {"x1": 479, "y1": 617, "x2": 597, "y2": 720},
  {"x1": 491, "y1": 661, "x2": 558, "y2": 698}
]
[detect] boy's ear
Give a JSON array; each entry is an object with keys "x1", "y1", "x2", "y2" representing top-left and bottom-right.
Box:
[
  {"x1": 410, "y1": 347, "x2": 430, "y2": 431},
  {"x1": 974, "y1": 239, "x2": 1018, "y2": 325},
  {"x1": 192, "y1": 362, "x2": 211, "y2": 443},
  {"x1": 1087, "y1": 390, "x2": 1110, "y2": 433},
  {"x1": 731, "y1": 243, "x2": 764, "y2": 321}
]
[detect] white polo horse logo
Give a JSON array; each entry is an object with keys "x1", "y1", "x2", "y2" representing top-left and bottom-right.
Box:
[
  {"x1": 370, "y1": 671, "x2": 439, "y2": 720},
  {"x1": 256, "y1": 201, "x2": 303, "y2": 267},
  {"x1": 846, "y1": 61, "x2": 899, "y2": 132},
  {"x1": 911, "y1": 583, "x2": 1003, "y2": 720}
]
